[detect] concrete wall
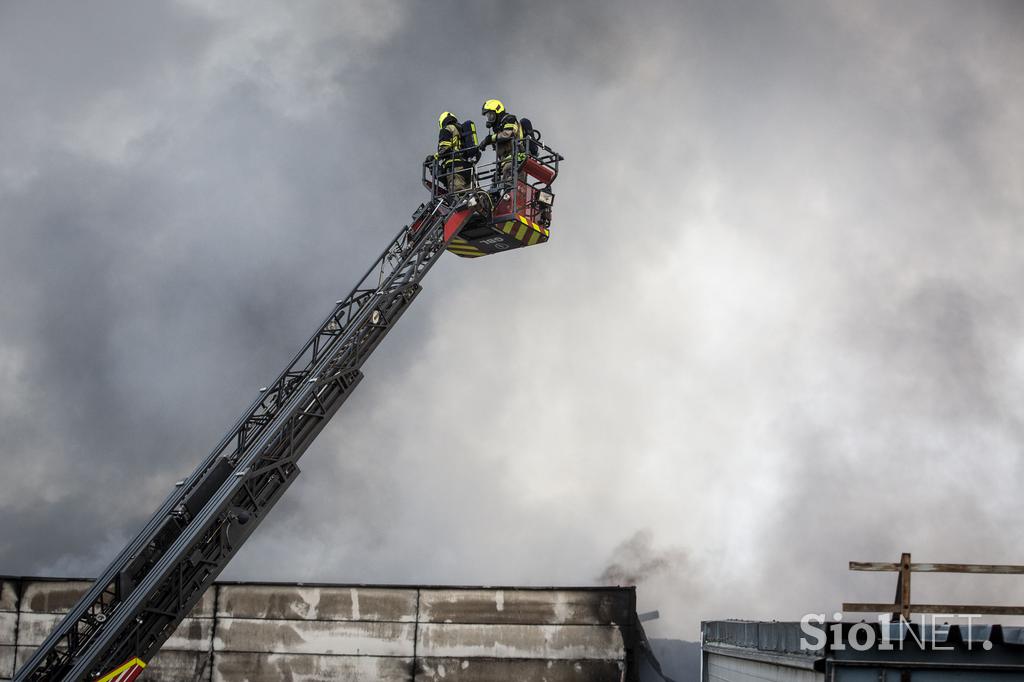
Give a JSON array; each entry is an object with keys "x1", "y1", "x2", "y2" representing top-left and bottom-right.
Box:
[
  {"x1": 0, "y1": 581, "x2": 16, "y2": 682},
  {"x1": 2, "y1": 578, "x2": 640, "y2": 682}
]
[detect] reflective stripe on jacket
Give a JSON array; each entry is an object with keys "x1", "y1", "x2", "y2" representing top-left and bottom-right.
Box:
[{"x1": 436, "y1": 123, "x2": 462, "y2": 165}]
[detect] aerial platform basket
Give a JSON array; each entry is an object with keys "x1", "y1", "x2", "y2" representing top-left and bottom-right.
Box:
[{"x1": 421, "y1": 133, "x2": 563, "y2": 258}]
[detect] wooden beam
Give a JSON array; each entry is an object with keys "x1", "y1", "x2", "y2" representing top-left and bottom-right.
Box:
[
  {"x1": 898, "y1": 553, "x2": 912, "y2": 621},
  {"x1": 849, "y1": 562, "x2": 900, "y2": 571},
  {"x1": 910, "y1": 563, "x2": 1024, "y2": 575},
  {"x1": 850, "y1": 562, "x2": 1024, "y2": 574},
  {"x1": 843, "y1": 603, "x2": 1024, "y2": 616}
]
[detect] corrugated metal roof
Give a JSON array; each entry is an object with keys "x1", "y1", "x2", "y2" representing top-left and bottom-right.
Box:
[
  {"x1": 704, "y1": 619, "x2": 1024, "y2": 650},
  {"x1": 702, "y1": 619, "x2": 1024, "y2": 676}
]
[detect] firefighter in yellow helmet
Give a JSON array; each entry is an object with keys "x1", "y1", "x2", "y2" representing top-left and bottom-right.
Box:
[
  {"x1": 433, "y1": 111, "x2": 471, "y2": 193},
  {"x1": 478, "y1": 99, "x2": 523, "y2": 183}
]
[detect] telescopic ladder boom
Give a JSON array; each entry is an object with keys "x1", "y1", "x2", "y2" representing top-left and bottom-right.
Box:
[{"x1": 16, "y1": 198, "x2": 476, "y2": 681}]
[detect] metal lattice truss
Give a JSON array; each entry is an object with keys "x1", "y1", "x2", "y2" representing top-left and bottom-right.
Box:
[{"x1": 17, "y1": 198, "x2": 457, "y2": 681}]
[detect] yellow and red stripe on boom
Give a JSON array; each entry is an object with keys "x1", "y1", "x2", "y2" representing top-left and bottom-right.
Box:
[{"x1": 98, "y1": 658, "x2": 146, "y2": 682}]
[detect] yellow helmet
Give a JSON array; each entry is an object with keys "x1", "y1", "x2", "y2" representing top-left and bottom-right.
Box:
[
  {"x1": 438, "y1": 111, "x2": 457, "y2": 129},
  {"x1": 482, "y1": 99, "x2": 505, "y2": 128}
]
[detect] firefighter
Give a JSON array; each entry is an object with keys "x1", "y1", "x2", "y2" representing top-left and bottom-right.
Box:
[
  {"x1": 478, "y1": 99, "x2": 524, "y2": 183},
  {"x1": 434, "y1": 111, "x2": 470, "y2": 193}
]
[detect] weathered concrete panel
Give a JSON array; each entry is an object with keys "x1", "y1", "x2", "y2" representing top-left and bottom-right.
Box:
[
  {"x1": 163, "y1": 617, "x2": 214, "y2": 651},
  {"x1": 417, "y1": 623, "x2": 626, "y2": 660},
  {"x1": 419, "y1": 589, "x2": 633, "y2": 626},
  {"x1": 0, "y1": 644, "x2": 14, "y2": 680},
  {"x1": 212, "y1": 652, "x2": 414, "y2": 682},
  {"x1": 15, "y1": 612, "x2": 211, "y2": 651},
  {"x1": 13, "y1": 647, "x2": 32, "y2": 676},
  {"x1": 216, "y1": 585, "x2": 417, "y2": 622},
  {"x1": 0, "y1": 582, "x2": 16, "y2": 613},
  {"x1": 215, "y1": 619, "x2": 416, "y2": 657},
  {"x1": 145, "y1": 649, "x2": 214, "y2": 682},
  {"x1": 19, "y1": 580, "x2": 214, "y2": 616},
  {"x1": 0, "y1": 615, "x2": 15, "y2": 646},
  {"x1": 11, "y1": 636, "x2": 214, "y2": 680},
  {"x1": 19, "y1": 581, "x2": 90, "y2": 614},
  {"x1": 14, "y1": 613, "x2": 60, "y2": 647},
  {"x1": 415, "y1": 657, "x2": 627, "y2": 681}
]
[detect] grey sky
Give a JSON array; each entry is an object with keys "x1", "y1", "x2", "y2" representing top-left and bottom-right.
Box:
[{"x1": 1, "y1": 1, "x2": 1023, "y2": 639}]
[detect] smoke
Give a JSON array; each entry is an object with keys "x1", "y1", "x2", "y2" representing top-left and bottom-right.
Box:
[
  {"x1": 1, "y1": 0, "x2": 1023, "y2": 643},
  {"x1": 599, "y1": 531, "x2": 691, "y2": 587}
]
